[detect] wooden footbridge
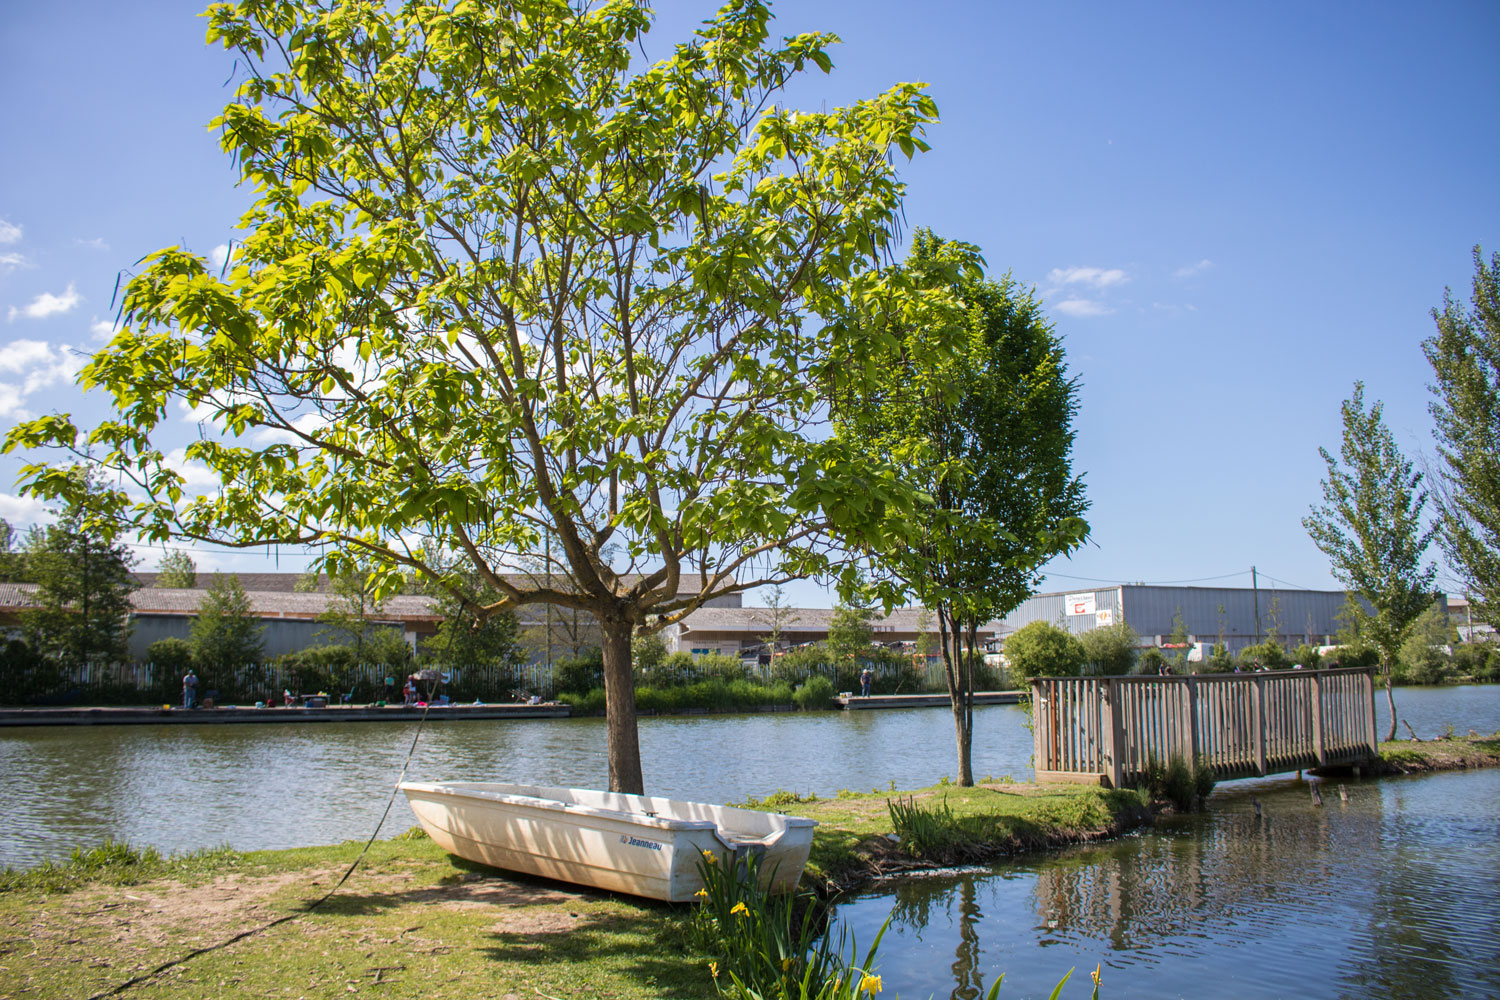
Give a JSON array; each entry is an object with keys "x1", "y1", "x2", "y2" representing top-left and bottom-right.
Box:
[{"x1": 1031, "y1": 667, "x2": 1379, "y2": 787}]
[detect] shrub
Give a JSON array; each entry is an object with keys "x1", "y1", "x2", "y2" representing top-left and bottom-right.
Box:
[
  {"x1": 1394, "y1": 645, "x2": 1454, "y2": 685},
  {"x1": 1136, "y1": 756, "x2": 1215, "y2": 811},
  {"x1": 792, "y1": 674, "x2": 836, "y2": 710},
  {"x1": 1204, "y1": 641, "x2": 1234, "y2": 673},
  {"x1": 553, "y1": 649, "x2": 603, "y2": 694},
  {"x1": 1079, "y1": 621, "x2": 1139, "y2": 675},
  {"x1": 1288, "y1": 643, "x2": 1322, "y2": 670},
  {"x1": 147, "y1": 637, "x2": 195, "y2": 677},
  {"x1": 1321, "y1": 642, "x2": 1379, "y2": 669},
  {"x1": 1002, "y1": 621, "x2": 1086, "y2": 680},
  {"x1": 1136, "y1": 648, "x2": 1165, "y2": 675},
  {"x1": 1237, "y1": 638, "x2": 1289, "y2": 671},
  {"x1": 1452, "y1": 643, "x2": 1500, "y2": 681}
]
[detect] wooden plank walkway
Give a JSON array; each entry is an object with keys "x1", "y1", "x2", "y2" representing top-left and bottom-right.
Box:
[
  {"x1": 1031, "y1": 667, "x2": 1378, "y2": 786},
  {"x1": 836, "y1": 691, "x2": 1022, "y2": 711},
  {"x1": 0, "y1": 702, "x2": 570, "y2": 727}
]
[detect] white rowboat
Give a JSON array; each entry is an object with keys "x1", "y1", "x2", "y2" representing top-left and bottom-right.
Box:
[{"x1": 399, "y1": 781, "x2": 817, "y2": 902}]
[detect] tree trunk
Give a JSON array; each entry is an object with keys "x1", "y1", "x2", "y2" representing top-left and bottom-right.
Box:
[
  {"x1": 938, "y1": 605, "x2": 974, "y2": 787},
  {"x1": 600, "y1": 614, "x2": 644, "y2": 795},
  {"x1": 1382, "y1": 662, "x2": 1397, "y2": 743}
]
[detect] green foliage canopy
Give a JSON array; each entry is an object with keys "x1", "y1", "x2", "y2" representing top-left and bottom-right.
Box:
[
  {"x1": 20, "y1": 493, "x2": 138, "y2": 667},
  {"x1": 1303, "y1": 381, "x2": 1437, "y2": 740},
  {"x1": 189, "y1": 573, "x2": 265, "y2": 673},
  {"x1": 836, "y1": 231, "x2": 1089, "y2": 784},
  {"x1": 1001, "y1": 620, "x2": 1085, "y2": 681},
  {"x1": 4, "y1": 0, "x2": 958, "y2": 793},
  {"x1": 1425, "y1": 246, "x2": 1500, "y2": 627},
  {"x1": 153, "y1": 550, "x2": 198, "y2": 589},
  {"x1": 1078, "y1": 620, "x2": 1139, "y2": 676}
]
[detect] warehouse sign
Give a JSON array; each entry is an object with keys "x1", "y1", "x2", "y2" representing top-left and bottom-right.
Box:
[
  {"x1": 1096, "y1": 609, "x2": 1114, "y2": 627},
  {"x1": 1066, "y1": 593, "x2": 1096, "y2": 616}
]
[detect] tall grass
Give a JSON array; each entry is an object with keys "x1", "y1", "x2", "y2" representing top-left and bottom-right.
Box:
[
  {"x1": 687, "y1": 848, "x2": 1091, "y2": 998},
  {"x1": 0, "y1": 839, "x2": 244, "y2": 895}
]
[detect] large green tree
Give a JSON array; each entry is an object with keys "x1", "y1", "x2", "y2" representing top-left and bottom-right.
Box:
[
  {"x1": 840, "y1": 232, "x2": 1089, "y2": 785},
  {"x1": 20, "y1": 492, "x2": 138, "y2": 667},
  {"x1": 6, "y1": 0, "x2": 957, "y2": 793},
  {"x1": 189, "y1": 572, "x2": 265, "y2": 675},
  {"x1": 1303, "y1": 382, "x2": 1437, "y2": 741},
  {"x1": 1424, "y1": 246, "x2": 1500, "y2": 627}
]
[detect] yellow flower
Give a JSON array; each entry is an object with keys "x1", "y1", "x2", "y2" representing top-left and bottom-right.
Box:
[
  {"x1": 861, "y1": 973, "x2": 883, "y2": 995},
  {"x1": 702, "y1": 849, "x2": 716, "y2": 862},
  {"x1": 781, "y1": 957, "x2": 794, "y2": 972},
  {"x1": 1091, "y1": 963, "x2": 1102, "y2": 986},
  {"x1": 730, "y1": 902, "x2": 749, "y2": 917},
  {"x1": 710, "y1": 961, "x2": 719, "y2": 979},
  {"x1": 694, "y1": 888, "x2": 709, "y2": 899}
]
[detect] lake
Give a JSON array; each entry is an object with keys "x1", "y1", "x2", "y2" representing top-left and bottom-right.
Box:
[
  {"x1": 0, "y1": 683, "x2": 1495, "y2": 871},
  {"x1": 831, "y1": 767, "x2": 1500, "y2": 1000}
]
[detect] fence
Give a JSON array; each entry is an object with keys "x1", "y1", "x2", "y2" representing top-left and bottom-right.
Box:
[{"x1": 1031, "y1": 667, "x2": 1378, "y2": 787}]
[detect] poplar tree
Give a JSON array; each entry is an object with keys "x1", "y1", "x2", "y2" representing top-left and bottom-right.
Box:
[
  {"x1": 1425, "y1": 246, "x2": 1500, "y2": 627},
  {"x1": 1303, "y1": 382, "x2": 1436, "y2": 741}
]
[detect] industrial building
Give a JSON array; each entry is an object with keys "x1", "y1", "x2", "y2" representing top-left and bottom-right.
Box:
[{"x1": 994, "y1": 584, "x2": 1356, "y2": 658}]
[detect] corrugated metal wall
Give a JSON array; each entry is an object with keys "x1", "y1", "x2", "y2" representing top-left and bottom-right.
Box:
[{"x1": 999, "y1": 585, "x2": 1368, "y2": 654}]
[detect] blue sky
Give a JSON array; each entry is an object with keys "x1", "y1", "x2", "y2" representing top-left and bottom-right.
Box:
[{"x1": 1, "y1": 1, "x2": 1496, "y2": 605}]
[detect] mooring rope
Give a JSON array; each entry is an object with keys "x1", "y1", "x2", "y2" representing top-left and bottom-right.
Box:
[{"x1": 88, "y1": 700, "x2": 434, "y2": 1000}]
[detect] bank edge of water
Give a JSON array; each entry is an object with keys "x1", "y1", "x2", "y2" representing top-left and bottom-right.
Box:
[
  {"x1": 774, "y1": 782, "x2": 1155, "y2": 900},
  {"x1": 0, "y1": 781, "x2": 1147, "y2": 1000}
]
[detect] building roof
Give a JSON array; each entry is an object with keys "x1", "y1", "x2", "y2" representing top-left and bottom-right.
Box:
[{"x1": 675, "y1": 605, "x2": 1002, "y2": 637}]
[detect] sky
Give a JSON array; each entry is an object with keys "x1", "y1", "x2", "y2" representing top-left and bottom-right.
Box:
[{"x1": 0, "y1": 0, "x2": 1497, "y2": 607}]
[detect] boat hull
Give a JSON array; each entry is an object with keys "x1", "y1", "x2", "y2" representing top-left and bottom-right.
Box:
[{"x1": 399, "y1": 781, "x2": 816, "y2": 902}]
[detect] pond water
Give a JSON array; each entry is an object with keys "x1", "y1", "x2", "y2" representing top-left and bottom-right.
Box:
[
  {"x1": 830, "y1": 768, "x2": 1500, "y2": 1000},
  {"x1": 0, "y1": 684, "x2": 1494, "y2": 871},
  {"x1": 0, "y1": 703, "x2": 1034, "y2": 869}
]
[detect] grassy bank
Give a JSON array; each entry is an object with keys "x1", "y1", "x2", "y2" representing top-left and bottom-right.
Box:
[
  {"x1": 1373, "y1": 733, "x2": 1500, "y2": 774},
  {"x1": 0, "y1": 783, "x2": 1141, "y2": 1000}
]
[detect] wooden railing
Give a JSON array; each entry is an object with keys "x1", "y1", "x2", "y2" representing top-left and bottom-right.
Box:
[{"x1": 1030, "y1": 667, "x2": 1378, "y2": 787}]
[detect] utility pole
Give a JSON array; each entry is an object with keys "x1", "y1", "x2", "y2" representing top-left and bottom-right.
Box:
[{"x1": 1251, "y1": 565, "x2": 1261, "y2": 645}]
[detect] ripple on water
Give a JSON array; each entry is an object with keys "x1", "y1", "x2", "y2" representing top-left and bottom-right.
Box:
[{"x1": 832, "y1": 768, "x2": 1500, "y2": 1000}]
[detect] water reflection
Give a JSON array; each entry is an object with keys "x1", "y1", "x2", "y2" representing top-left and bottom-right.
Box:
[
  {"x1": 836, "y1": 770, "x2": 1500, "y2": 1000},
  {"x1": 0, "y1": 705, "x2": 1037, "y2": 867}
]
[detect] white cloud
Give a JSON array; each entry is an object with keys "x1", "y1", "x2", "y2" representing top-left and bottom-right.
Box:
[
  {"x1": 90, "y1": 317, "x2": 120, "y2": 341},
  {"x1": 163, "y1": 447, "x2": 224, "y2": 489},
  {"x1": 0, "y1": 252, "x2": 27, "y2": 275},
  {"x1": 75, "y1": 237, "x2": 110, "y2": 251},
  {"x1": 8, "y1": 283, "x2": 81, "y2": 322},
  {"x1": 0, "y1": 219, "x2": 20, "y2": 245},
  {"x1": 0, "y1": 339, "x2": 85, "y2": 419},
  {"x1": 250, "y1": 411, "x2": 328, "y2": 446},
  {"x1": 1173, "y1": 259, "x2": 1213, "y2": 279},
  {"x1": 0, "y1": 339, "x2": 56, "y2": 373},
  {"x1": 1047, "y1": 266, "x2": 1128, "y2": 290},
  {"x1": 0, "y1": 384, "x2": 28, "y2": 419},
  {"x1": 1054, "y1": 298, "x2": 1115, "y2": 318},
  {"x1": 177, "y1": 398, "x2": 220, "y2": 424},
  {"x1": 0, "y1": 491, "x2": 50, "y2": 526},
  {"x1": 211, "y1": 243, "x2": 232, "y2": 269}
]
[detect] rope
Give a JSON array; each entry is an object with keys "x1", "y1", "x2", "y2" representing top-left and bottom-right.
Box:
[{"x1": 88, "y1": 701, "x2": 434, "y2": 999}]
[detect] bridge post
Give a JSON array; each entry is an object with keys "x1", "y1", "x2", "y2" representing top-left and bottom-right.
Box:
[
  {"x1": 1103, "y1": 678, "x2": 1125, "y2": 788},
  {"x1": 1181, "y1": 676, "x2": 1199, "y2": 769},
  {"x1": 1311, "y1": 672, "x2": 1326, "y2": 766},
  {"x1": 1253, "y1": 675, "x2": 1268, "y2": 776}
]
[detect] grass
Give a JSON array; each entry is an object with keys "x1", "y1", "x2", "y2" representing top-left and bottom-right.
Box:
[
  {"x1": 0, "y1": 782, "x2": 1149, "y2": 999},
  {"x1": 1374, "y1": 733, "x2": 1500, "y2": 774}
]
